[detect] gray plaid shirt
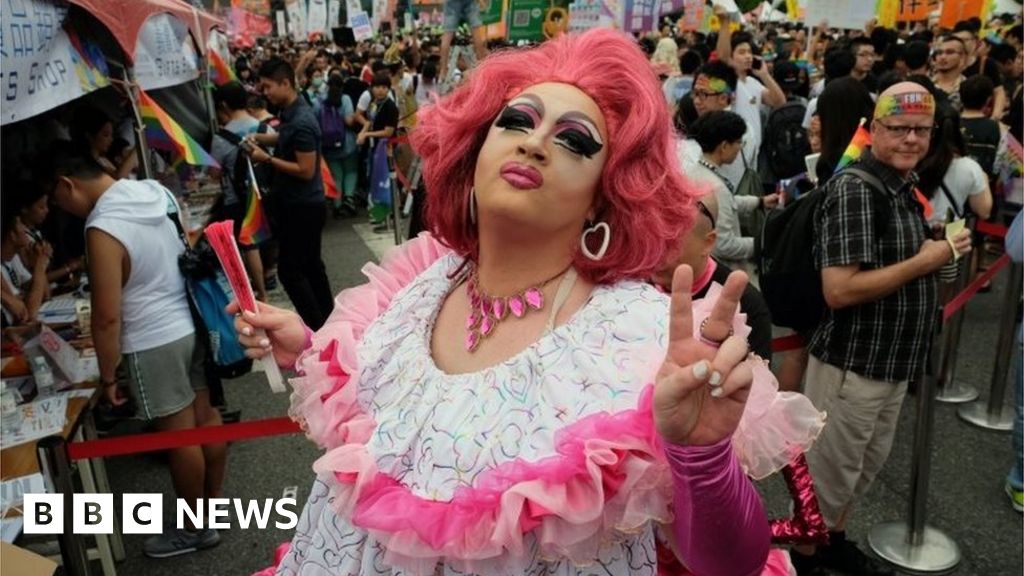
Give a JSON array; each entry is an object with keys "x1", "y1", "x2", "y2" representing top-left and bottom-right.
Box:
[{"x1": 809, "y1": 152, "x2": 939, "y2": 383}]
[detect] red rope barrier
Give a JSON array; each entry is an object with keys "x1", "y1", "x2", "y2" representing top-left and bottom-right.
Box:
[
  {"x1": 67, "y1": 417, "x2": 300, "y2": 461},
  {"x1": 64, "y1": 254, "x2": 1009, "y2": 462},
  {"x1": 976, "y1": 220, "x2": 1008, "y2": 238},
  {"x1": 943, "y1": 253, "x2": 1010, "y2": 323}
]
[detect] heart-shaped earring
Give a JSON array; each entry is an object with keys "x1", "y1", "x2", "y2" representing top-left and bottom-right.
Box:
[{"x1": 580, "y1": 221, "x2": 610, "y2": 261}]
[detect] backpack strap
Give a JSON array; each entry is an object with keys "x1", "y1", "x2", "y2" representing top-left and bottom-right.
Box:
[
  {"x1": 217, "y1": 128, "x2": 243, "y2": 146},
  {"x1": 938, "y1": 181, "x2": 964, "y2": 219},
  {"x1": 841, "y1": 167, "x2": 893, "y2": 239}
]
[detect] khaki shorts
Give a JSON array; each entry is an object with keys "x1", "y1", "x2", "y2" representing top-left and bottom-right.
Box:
[
  {"x1": 123, "y1": 333, "x2": 207, "y2": 421},
  {"x1": 804, "y1": 355, "x2": 908, "y2": 528}
]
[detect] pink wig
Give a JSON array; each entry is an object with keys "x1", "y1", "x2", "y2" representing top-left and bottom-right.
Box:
[{"x1": 411, "y1": 28, "x2": 698, "y2": 285}]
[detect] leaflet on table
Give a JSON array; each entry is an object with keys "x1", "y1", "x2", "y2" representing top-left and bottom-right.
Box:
[
  {"x1": 1, "y1": 473, "x2": 45, "y2": 514},
  {"x1": 0, "y1": 396, "x2": 67, "y2": 450}
]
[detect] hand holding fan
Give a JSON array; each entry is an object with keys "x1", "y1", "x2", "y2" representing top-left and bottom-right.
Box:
[{"x1": 204, "y1": 221, "x2": 286, "y2": 393}]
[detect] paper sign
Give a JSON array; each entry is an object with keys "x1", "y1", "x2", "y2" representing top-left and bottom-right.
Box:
[
  {"x1": 681, "y1": 0, "x2": 704, "y2": 30},
  {"x1": 569, "y1": 0, "x2": 605, "y2": 32},
  {"x1": 712, "y1": 0, "x2": 740, "y2": 14},
  {"x1": 0, "y1": 395, "x2": 67, "y2": 449},
  {"x1": 328, "y1": 0, "x2": 342, "y2": 28},
  {"x1": 0, "y1": 0, "x2": 110, "y2": 126},
  {"x1": 134, "y1": 13, "x2": 201, "y2": 91},
  {"x1": 2, "y1": 474, "x2": 45, "y2": 512},
  {"x1": 804, "y1": 0, "x2": 875, "y2": 30},
  {"x1": 286, "y1": 0, "x2": 308, "y2": 41},
  {"x1": 507, "y1": 0, "x2": 548, "y2": 40},
  {"x1": 276, "y1": 10, "x2": 287, "y2": 36},
  {"x1": 938, "y1": 0, "x2": 983, "y2": 27},
  {"x1": 307, "y1": 0, "x2": 329, "y2": 36},
  {"x1": 351, "y1": 11, "x2": 374, "y2": 40}
]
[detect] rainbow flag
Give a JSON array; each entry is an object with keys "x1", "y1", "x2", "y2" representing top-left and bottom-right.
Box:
[
  {"x1": 834, "y1": 118, "x2": 871, "y2": 173},
  {"x1": 138, "y1": 89, "x2": 219, "y2": 168},
  {"x1": 239, "y1": 159, "x2": 271, "y2": 246},
  {"x1": 209, "y1": 50, "x2": 237, "y2": 87}
]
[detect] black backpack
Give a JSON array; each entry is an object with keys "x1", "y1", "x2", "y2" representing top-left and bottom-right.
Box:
[
  {"x1": 762, "y1": 100, "x2": 811, "y2": 181},
  {"x1": 758, "y1": 167, "x2": 889, "y2": 331}
]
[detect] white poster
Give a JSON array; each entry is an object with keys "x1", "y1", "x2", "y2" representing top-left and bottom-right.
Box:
[
  {"x1": 307, "y1": 0, "x2": 328, "y2": 36},
  {"x1": 569, "y1": 0, "x2": 603, "y2": 33},
  {"x1": 276, "y1": 10, "x2": 288, "y2": 36},
  {"x1": 286, "y1": 0, "x2": 308, "y2": 41},
  {"x1": 346, "y1": 0, "x2": 362, "y2": 24},
  {"x1": 372, "y1": 0, "x2": 388, "y2": 33},
  {"x1": 328, "y1": 0, "x2": 342, "y2": 28},
  {"x1": 134, "y1": 13, "x2": 201, "y2": 91},
  {"x1": 0, "y1": 0, "x2": 110, "y2": 126},
  {"x1": 804, "y1": 0, "x2": 875, "y2": 31},
  {"x1": 350, "y1": 10, "x2": 374, "y2": 40}
]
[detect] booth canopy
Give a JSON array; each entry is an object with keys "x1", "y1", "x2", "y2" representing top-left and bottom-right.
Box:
[{"x1": 67, "y1": 0, "x2": 223, "y2": 63}]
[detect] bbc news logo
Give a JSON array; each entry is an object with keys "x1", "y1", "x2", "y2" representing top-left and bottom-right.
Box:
[{"x1": 23, "y1": 494, "x2": 298, "y2": 534}]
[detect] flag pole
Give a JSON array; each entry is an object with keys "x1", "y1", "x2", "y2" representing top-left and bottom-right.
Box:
[{"x1": 124, "y1": 69, "x2": 154, "y2": 180}]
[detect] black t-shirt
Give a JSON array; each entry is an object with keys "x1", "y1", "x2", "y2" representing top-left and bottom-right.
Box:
[
  {"x1": 960, "y1": 116, "x2": 1001, "y2": 177},
  {"x1": 273, "y1": 97, "x2": 324, "y2": 205},
  {"x1": 370, "y1": 97, "x2": 400, "y2": 133},
  {"x1": 963, "y1": 57, "x2": 1003, "y2": 87},
  {"x1": 693, "y1": 260, "x2": 775, "y2": 360}
]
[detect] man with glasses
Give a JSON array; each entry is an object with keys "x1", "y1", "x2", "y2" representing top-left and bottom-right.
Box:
[
  {"x1": 790, "y1": 83, "x2": 973, "y2": 576},
  {"x1": 931, "y1": 35, "x2": 968, "y2": 110},
  {"x1": 678, "y1": 61, "x2": 749, "y2": 188},
  {"x1": 953, "y1": 20, "x2": 1007, "y2": 118},
  {"x1": 849, "y1": 37, "x2": 876, "y2": 85}
]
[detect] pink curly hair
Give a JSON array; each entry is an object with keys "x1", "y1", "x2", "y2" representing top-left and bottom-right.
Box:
[{"x1": 411, "y1": 28, "x2": 698, "y2": 285}]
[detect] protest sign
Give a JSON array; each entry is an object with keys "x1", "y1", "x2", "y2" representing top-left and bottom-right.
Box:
[
  {"x1": 1, "y1": 0, "x2": 110, "y2": 126},
  {"x1": 805, "y1": 0, "x2": 875, "y2": 30},
  {"x1": 507, "y1": 0, "x2": 547, "y2": 40},
  {"x1": 134, "y1": 13, "x2": 200, "y2": 90}
]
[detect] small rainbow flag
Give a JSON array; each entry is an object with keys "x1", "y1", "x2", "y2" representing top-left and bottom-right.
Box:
[
  {"x1": 239, "y1": 158, "x2": 271, "y2": 246},
  {"x1": 138, "y1": 89, "x2": 219, "y2": 168},
  {"x1": 209, "y1": 50, "x2": 237, "y2": 87},
  {"x1": 835, "y1": 118, "x2": 871, "y2": 173}
]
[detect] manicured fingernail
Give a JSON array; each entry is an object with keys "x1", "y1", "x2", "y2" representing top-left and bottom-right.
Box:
[
  {"x1": 709, "y1": 371, "x2": 722, "y2": 387},
  {"x1": 259, "y1": 338, "x2": 271, "y2": 348},
  {"x1": 711, "y1": 386, "x2": 724, "y2": 398},
  {"x1": 242, "y1": 327, "x2": 253, "y2": 336},
  {"x1": 693, "y1": 361, "x2": 709, "y2": 380},
  {"x1": 244, "y1": 310, "x2": 256, "y2": 318}
]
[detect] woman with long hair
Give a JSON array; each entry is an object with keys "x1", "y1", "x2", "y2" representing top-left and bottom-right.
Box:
[{"x1": 815, "y1": 77, "x2": 875, "y2": 183}]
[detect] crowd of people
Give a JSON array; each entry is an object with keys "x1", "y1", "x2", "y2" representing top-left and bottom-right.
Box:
[{"x1": 1, "y1": 4, "x2": 1022, "y2": 575}]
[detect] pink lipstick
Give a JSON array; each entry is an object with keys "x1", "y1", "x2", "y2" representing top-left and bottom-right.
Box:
[{"x1": 500, "y1": 162, "x2": 544, "y2": 189}]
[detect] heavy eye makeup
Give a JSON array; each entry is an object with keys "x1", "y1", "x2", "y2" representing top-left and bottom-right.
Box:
[{"x1": 494, "y1": 104, "x2": 604, "y2": 159}]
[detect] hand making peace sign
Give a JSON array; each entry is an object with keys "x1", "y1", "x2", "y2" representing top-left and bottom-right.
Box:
[{"x1": 653, "y1": 265, "x2": 755, "y2": 447}]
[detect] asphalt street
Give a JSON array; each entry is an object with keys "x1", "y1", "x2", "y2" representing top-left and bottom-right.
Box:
[{"x1": 86, "y1": 214, "x2": 1023, "y2": 576}]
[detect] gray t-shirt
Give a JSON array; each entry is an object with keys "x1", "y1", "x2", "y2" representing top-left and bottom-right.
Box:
[{"x1": 211, "y1": 116, "x2": 261, "y2": 206}]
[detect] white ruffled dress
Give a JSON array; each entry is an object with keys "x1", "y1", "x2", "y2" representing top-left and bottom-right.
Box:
[{"x1": 273, "y1": 235, "x2": 824, "y2": 576}]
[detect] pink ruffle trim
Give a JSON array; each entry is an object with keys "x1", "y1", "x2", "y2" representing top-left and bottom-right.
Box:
[{"x1": 283, "y1": 236, "x2": 823, "y2": 573}]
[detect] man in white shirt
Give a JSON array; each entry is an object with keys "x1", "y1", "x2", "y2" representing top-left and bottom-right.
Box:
[
  {"x1": 714, "y1": 7, "x2": 786, "y2": 171},
  {"x1": 40, "y1": 142, "x2": 226, "y2": 559}
]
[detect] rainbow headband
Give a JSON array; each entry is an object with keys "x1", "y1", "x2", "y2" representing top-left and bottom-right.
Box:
[
  {"x1": 874, "y1": 91, "x2": 936, "y2": 119},
  {"x1": 694, "y1": 75, "x2": 733, "y2": 95}
]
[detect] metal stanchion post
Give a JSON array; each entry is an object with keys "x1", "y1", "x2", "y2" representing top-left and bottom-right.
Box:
[
  {"x1": 868, "y1": 308, "x2": 961, "y2": 573},
  {"x1": 936, "y1": 249, "x2": 980, "y2": 403},
  {"x1": 958, "y1": 261, "x2": 1023, "y2": 430},
  {"x1": 37, "y1": 436, "x2": 92, "y2": 576}
]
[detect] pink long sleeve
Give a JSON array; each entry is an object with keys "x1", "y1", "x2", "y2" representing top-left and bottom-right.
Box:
[{"x1": 665, "y1": 437, "x2": 770, "y2": 576}]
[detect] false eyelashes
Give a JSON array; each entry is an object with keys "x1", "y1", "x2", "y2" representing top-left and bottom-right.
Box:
[{"x1": 495, "y1": 105, "x2": 604, "y2": 159}]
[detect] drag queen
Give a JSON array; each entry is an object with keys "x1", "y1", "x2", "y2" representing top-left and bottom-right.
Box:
[{"x1": 236, "y1": 29, "x2": 823, "y2": 576}]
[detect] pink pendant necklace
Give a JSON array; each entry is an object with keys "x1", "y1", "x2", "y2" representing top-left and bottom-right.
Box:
[{"x1": 463, "y1": 264, "x2": 569, "y2": 352}]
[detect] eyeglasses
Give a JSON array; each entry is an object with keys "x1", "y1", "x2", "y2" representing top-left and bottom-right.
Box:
[
  {"x1": 692, "y1": 90, "x2": 725, "y2": 100},
  {"x1": 874, "y1": 121, "x2": 935, "y2": 138},
  {"x1": 697, "y1": 201, "x2": 716, "y2": 229}
]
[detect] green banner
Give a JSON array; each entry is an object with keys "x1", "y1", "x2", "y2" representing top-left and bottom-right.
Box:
[
  {"x1": 481, "y1": 0, "x2": 503, "y2": 26},
  {"x1": 506, "y1": 0, "x2": 547, "y2": 41}
]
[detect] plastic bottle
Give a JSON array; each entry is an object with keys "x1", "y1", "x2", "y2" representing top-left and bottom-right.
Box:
[{"x1": 31, "y1": 356, "x2": 55, "y2": 399}]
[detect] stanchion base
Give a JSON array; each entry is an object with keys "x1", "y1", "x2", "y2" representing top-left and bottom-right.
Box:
[
  {"x1": 935, "y1": 383, "x2": 980, "y2": 404},
  {"x1": 957, "y1": 401, "x2": 1014, "y2": 431},
  {"x1": 868, "y1": 522, "x2": 961, "y2": 574}
]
